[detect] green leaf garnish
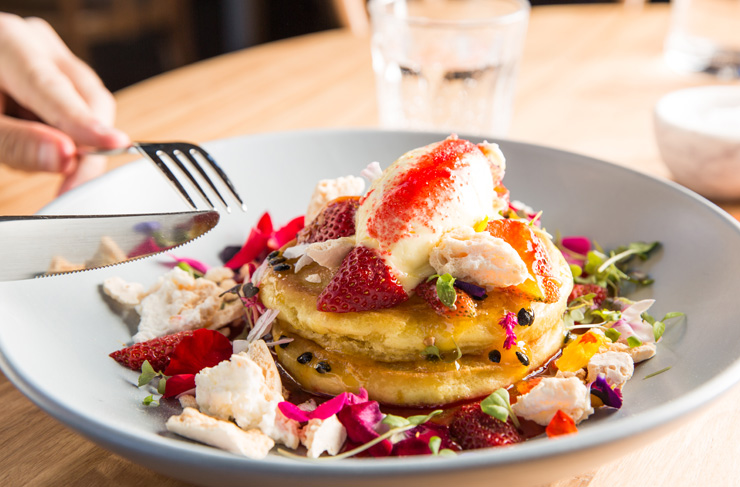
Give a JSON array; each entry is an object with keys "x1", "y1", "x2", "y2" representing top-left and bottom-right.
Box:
[
  {"x1": 604, "y1": 328, "x2": 621, "y2": 342},
  {"x1": 480, "y1": 388, "x2": 520, "y2": 428},
  {"x1": 381, "y1": 414, "x2": 409, "y2": 428},
  {"x1": 569, "y1": 264, "x2": 583, "y2": 278},
  {"x1": 436, "y1": 273, "x2": 457, "y2": 309},
  {"x1": 627, "y1": 336, "x2": 642, "y2": 348},
  {"x1": 428, "y1": 436, "x2": 456, "y2": 456},
  {"x1": 429, "y1": 436, "x2": 441, "y2": 455},
  {"x1": 422, "y1": 345, "x2": 441, "y2": 361},
  {"x1": 138, "y1": 360, "x2": 158, "y2": 387},
  {"x1": 142, "y1": 395, "x2": 159, "y2": 406},
  {"x1": 158, "y1": 377, "x2": 168, "y2": 395}
]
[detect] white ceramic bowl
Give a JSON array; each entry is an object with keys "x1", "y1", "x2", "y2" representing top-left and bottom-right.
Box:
[{"x1": 654, "y1": 85, "x2": 740, "y2": 200}]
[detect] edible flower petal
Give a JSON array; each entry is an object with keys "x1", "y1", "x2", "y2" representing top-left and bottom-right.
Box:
[
  {"x1": 279, "y1": 389, "x2": 369, "y2": 423},
  {"x1": 168, "y1": 255, "x2": 209, "y2": 274},
  {"x1": 392, "y1": 423, "x2": 456, "y2": 457},
  {"x1": 224, "y1": 212, "x2": 273, "y2": 269},
  {"x1": 337, "y1": 400, "x2": 392, "y2": 457},
  {"x1": 610, "y1": 299, "x2": 657, "y2": 344},
  {"x1": 545, "y1": 410, "x2": 578, "y2": 438},
  {"x1": 163, "y1": 329, "x2": 233, "y2": 376},
  {"x1": 560, "y1": 236, "x2": 591, "y2": 267},
  {"x1": 268, "y1": 216, "x2": 305, "y2": 250},
  {"x1": 128, "y1": 237, "x2": 162, "y2": 258},
  {"x1": 454, "y1": 279, "x2": 488, "y2": 300},
  {"x1": 498, "y1": 312, "x2": 518, "y2": 350},
  {"x1": 590, "y1": 374, "x2": 623, "y2": 409},
  {"x1": 163, "y1": 374, "x2": 196, "y2": 398}
]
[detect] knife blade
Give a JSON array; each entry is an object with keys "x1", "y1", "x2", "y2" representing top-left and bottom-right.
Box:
[{"x1": 0, "y1": 210, "x2": 219, "y2": 281}]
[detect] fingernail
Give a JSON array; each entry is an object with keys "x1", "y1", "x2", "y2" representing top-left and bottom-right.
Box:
[{"x1": 37, "y1": 142, "x2": 60, "y2": 172}]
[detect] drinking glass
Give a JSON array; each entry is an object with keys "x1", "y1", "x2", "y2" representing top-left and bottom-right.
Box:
[
  {"x1": 664, "y1": 0, "x2": 740, "y2": 78},
  {"x1": 368, "y1": 0, "x2": 530, "y2": 137}
]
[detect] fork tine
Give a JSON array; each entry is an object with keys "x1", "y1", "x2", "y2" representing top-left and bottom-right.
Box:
[
  {"x1": 134, "y1": 144, "x2": 197, "y2": 209},
  {"x1": 187, "y1": 144, "x2": 248, "y2": 212},
  {"x1": 162, "y1": 148, "x2": 218, "y2": 210},
  {"x1": 177, "y1": 146, "x2": 232, "y2": 213}
]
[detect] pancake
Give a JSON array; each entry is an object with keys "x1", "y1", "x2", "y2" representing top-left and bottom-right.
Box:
[{"x1": 260, "y1": 229, "x2": 573, "y2": 406}]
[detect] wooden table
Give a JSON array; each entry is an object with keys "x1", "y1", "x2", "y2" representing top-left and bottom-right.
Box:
[{"x1": 2, "y1": 4, "x2": 739, "y2": 486}]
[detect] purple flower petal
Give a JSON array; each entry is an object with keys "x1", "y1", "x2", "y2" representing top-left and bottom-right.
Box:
[
  {"x1": 590, "y1": 374, "x2": 623, "y2": 409},
  {"x1": 277, "y1": 388, "x2": 370, "y2": 423},
  {"x1": 454, "y1": 280, "x2": 488, "y2": 300}
]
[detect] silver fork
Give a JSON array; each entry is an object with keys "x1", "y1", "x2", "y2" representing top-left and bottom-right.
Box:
[{"x1": 86, "y1": 142, "x2": 247, "y2": 213}]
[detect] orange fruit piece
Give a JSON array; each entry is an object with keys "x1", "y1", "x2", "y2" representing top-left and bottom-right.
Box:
[
  {"x1": 486, "y1": 218, "x2": 560, "y2": 303},
  {"x1": 546, "y1": 410, "x2": 578, "y2": 438}
]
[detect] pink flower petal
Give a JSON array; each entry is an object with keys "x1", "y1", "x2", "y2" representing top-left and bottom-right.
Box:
[
  {"x1": 499, "y1": 312, "x2": 518, "y2": 350},
  {"x1": 278, "y1": 401, "x2": 311, "y2": 422},
  {"x1": 561, "y1": 236, "x2": 591, "y2": 256},
  {"x1": 168, "y1": 255, "x2": 210, "y2": 274}
]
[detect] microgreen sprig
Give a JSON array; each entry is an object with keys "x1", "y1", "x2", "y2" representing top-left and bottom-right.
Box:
[
  {"x1": 138, "y1": 360, "x2": 168, "y2": 406},
  {"x1": 642, "y1": 311, "x2": 685, "y2": 341},
  {"x1": 575, "y1": 241, "x2": 660, "y2": 294},
  {"x1": 480, "y1": 388, "x2": 520, "y2": 428},
  {"x1": 428, "y1": 436, "x2": 456, "y2": 457},
  {"x1": 277, "y1": 410, "x2": 443, "y2": 461},
  {"x1": 427, "y1": 273, "x2": 457, "y2": 309}
]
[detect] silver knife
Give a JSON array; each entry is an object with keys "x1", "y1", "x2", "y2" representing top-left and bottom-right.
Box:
[{"x1": 0, "y1": 210, "x2": 219, "y2": 281}]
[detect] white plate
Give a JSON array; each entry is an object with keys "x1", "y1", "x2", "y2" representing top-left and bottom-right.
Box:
[{"x1": 2, "y1": 129, "x2": 739, "y2": 487}]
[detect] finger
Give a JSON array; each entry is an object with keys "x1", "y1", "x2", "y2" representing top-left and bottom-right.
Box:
[
  {"x1": 26, "y1": 17, "x2": 118, "y2": 126},
  {"x1": 57, "y1": 154, "x2": 107, "y2": 194},
  {"x1": 0, "y1": 15, "x2": 127, "y2": 149},
  {"x1": 0, "y1": 115, "x2": 76, "y2": 173}
]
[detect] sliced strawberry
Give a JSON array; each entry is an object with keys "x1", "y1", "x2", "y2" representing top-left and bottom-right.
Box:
[
  {"x1": 568, "y1": 283, "x2": 607, "y2": 307},
  {"x1": 297, "y1": 196, "x2": 360, "y2": 244},
  {"x1": 317, "y1": 245, "x2": 408, "y2": 313},
  {"x1": 415, "y1": 279, "x2": 477, "y2": 318},
  {"x1": 449, "y1": 403, "x2": 523, "y2": 450},
  {"x1": 486, "y1": 218, "x2": 559, "y2": 303},
  {"x1": 109, "y1": 331, "x2": 193, "y2": 372}
]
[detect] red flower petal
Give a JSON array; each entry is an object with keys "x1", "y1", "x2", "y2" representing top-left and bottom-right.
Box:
[
  {"x1": 268, "y1": 216, "x2": 305, "y2": 249},
  {"x1": 164, "y1": 329, "x2": 232, "y2": 376},
  {"x1": 224, "y1": 212, "x2": 274, "y2": 269},
  {"x1": 545, "y1": 410, "x2": 578, "y2": 438},
  {"x1": 164, "y1": 374, "x2": 196, "y2": 398}
]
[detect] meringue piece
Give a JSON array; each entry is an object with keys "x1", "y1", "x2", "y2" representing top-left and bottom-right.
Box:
[
  {"x1": 166, "y1": 407, "x2": 274, "y2": 459},
  {"x1": 511, "y1": 377, "x2": 593, "y2": 426},
  {"x1": 429, "y1": 226, "x2": 529, "y2": 290},
  {"x1": 305, "y1": 176, "x2": 365, "y2": 225},
  {"x1": 305, "y1": 237, "x2": 355, "y2": 269},
  {"x1": 300, "y1": 415, "x2": 347, "y2": 458},
  {"x1": 103, "y1": 276, "x2": 146, "y2": 307},
  {"x1": 587, "y1": 351, "x2": 634, "y2": 389}
]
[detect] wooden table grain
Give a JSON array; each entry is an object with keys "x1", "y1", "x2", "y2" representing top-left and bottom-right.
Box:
[{"x1": 2, "y1": 4, "x2": 739, "y2": 486}]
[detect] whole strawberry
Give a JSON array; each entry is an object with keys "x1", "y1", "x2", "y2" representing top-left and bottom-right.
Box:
[
  {"x1": 109, "y1": 330, "x2": 193, "y2": 372},
  {"x1": 568, "y1": 283, "x2": 608, "y2": 307},
  {"x1": 297, "y1": 196, "x2": 360, "y2": 244},
  {"x1": 449, "y1": 403, "x2": 523, "y2": 450},
  {"x1": 317, "y1": 245, "x2": 408, "y2": 313},
  {"x1": 415, "y1": 279, "x2": 477, "y2": 318}
]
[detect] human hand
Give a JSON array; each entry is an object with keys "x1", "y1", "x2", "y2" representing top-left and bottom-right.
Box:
[{"x1": 0, "y1": 13, "x2": 130, "y2": 193}]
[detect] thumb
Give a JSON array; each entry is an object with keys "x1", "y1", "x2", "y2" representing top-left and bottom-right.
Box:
[{"x1": 0, "y1": 115, "x2": 76, "y2": 173}]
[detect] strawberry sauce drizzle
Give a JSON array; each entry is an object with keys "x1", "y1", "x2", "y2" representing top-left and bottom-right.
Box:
[{"x1": 365, "y1": 138, "x2": 478, "y2": 246}]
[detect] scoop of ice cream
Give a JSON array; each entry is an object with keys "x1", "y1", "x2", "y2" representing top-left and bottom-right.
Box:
[{"x1": 354, "y1": 136, "x2": 507, "y2": 291}]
